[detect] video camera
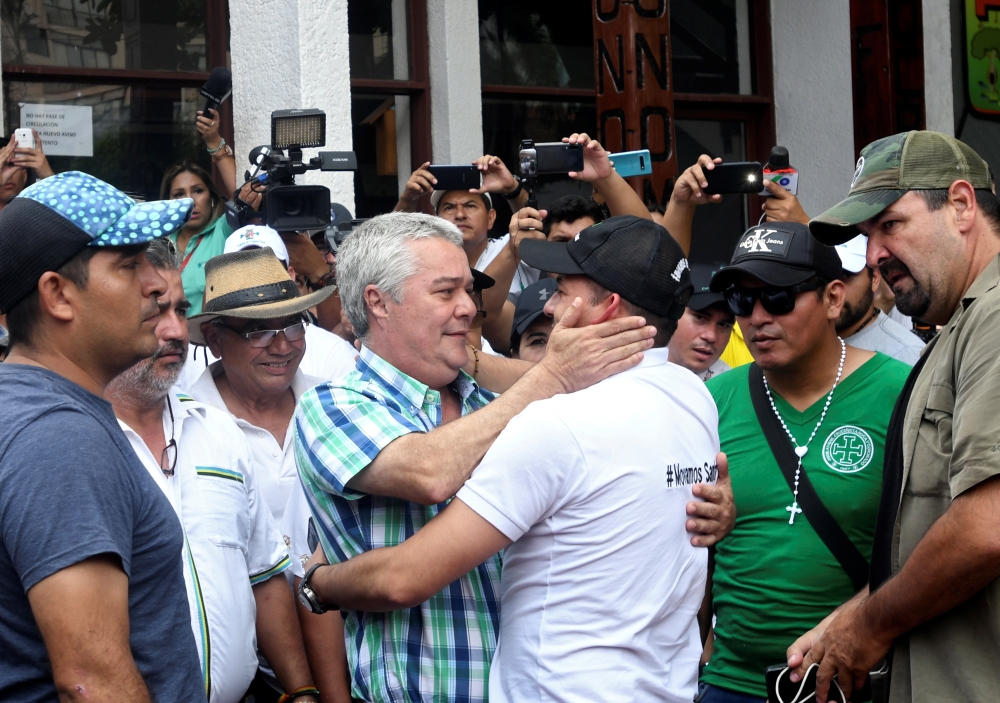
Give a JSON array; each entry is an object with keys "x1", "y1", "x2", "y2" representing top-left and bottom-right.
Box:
[{"x1": 227, "y1": 109, "x2": 358, "y2": 232}]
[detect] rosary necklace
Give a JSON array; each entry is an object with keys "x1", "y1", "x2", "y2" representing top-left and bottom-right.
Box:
[{"x1": 763, "y1": 337, "x2": 846, "y2": 525}]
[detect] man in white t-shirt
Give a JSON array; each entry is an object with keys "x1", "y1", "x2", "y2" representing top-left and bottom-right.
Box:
[
  {"x1": 302, "y1": 216, "x2": 726, "y2": 703},
  {"x1": 175, "y1": 225, "x2": 356, "y2": 390}
]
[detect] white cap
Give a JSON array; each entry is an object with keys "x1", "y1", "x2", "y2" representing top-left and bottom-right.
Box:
[
  {"x1": 224, "y1": 225, "x2": 289, "y2": 265},
  {"x1": 835, "y1": 234, "x2": 868, "y2": 274},
  {"x1": 430, "y1": 189, "x2": 492, "y2": 212}
]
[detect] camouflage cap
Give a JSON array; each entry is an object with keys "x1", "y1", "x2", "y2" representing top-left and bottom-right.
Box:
[{"x1": 809, "y1": 131, "x2": 994, "y2": 245}]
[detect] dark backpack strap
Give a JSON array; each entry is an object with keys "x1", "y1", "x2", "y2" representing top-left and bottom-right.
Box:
[{"x1": 748, "y1": 363, "x2": 871, "y2": 592}]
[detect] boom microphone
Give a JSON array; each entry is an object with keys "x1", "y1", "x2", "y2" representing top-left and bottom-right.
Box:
[{"x1": 200, "y1": 66, "x2": 232, "y2": 115}]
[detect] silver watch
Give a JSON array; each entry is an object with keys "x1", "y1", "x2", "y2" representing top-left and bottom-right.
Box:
[{"x1": 298, "y1": 563, "x2": 334, "y2": 614}]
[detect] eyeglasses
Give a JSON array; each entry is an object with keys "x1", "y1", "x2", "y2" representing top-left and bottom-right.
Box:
[
  {"x1": 724, "y1": 279, "x2": 824, "y2": 317},
  {"x1": 161, "y1": 400, "x2": 178, "y2": 477},
  {"x1": 216, "y1": 320, "x2": 307, "y2": 348}
]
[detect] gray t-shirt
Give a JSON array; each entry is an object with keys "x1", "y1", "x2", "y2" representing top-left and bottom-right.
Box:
[
  {"x1": 0, "y1": 364, "x2": 204, "y2": 702},
  {"x1": 846, "y1": 310, "x2": 924, "y2": 365}
]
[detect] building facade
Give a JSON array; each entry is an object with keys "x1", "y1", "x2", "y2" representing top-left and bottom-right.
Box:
[{"x1": 0, "y1": 0, "x2": 989, "y2": 263}]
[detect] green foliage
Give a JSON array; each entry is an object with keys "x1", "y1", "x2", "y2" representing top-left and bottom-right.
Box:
[{"x1": 971, "y1": 26, "x2": 1000, "y2": 59}]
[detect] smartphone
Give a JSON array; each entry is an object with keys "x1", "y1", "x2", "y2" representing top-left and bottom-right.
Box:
[
  {"x1": 14, "y1": 128, "x2": 34, "y2": 150},
  {"x1": 702, "y1": 161, "x2": 763, "y2": 194},
  {"x1": 765, "y1": 663, "x2": 870, "y2": 703},
  {"x1": 428, "y1": 165, "x2": 481, "y2": 191},
  {"x1": 533, "y1": 142, "x2": 584, "y2": 174},
  {"x1": 610, "y1": 149, "x2": 652, "y2": 178}
]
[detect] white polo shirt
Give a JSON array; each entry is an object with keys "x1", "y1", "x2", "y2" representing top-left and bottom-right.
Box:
[
  {"x1": 118, "y1": 393, "x2": 290, "y2": 703},
  {"x1": 188, "y1": 363, "x2": 324, "y2": 525},
  {"x1": 176, "y1": 324, "x2": 357, "y2": 392},
  {"x1": 455, "y1": 348, "x2": 720, "y2": 703}
]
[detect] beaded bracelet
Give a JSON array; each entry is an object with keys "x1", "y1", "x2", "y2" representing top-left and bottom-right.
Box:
[
  {"x1": 206, "y1": 137, "x2": 226, "y2": 154},
  {"x1": 276, "y1": 685, "x2": 320, "y2": 702},
  {"x1": 467, "y1": 344, "x2": 480, "y2": 377}
]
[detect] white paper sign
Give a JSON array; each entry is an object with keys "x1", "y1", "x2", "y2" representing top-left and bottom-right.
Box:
[{"x1": 18, "y1": 103, "x2": 94, "y2": 157}]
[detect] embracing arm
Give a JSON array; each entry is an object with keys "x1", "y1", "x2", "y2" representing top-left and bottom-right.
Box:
[
  {"x1": 311, "y1": 499, "x2": 510, "y2": 611},
  {"x1": 347, "y1": 304, "x2": 656, "y2": 504},
  {"x1": 28, "y1": 555, "x2": 151, "y2": 703}
]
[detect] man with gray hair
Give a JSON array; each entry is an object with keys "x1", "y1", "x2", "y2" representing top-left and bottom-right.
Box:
[
  {"x1": 106, "y1": 238, "x2": 319, "y2": 703},
  {"x1": 293, "y1": 212, "x2": 734, "y2": 703}
]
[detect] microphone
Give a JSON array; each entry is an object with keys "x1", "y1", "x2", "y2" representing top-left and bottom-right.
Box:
[
  {"x1": 760, "y1": 145, "x2": 799, "y2": 196},
  {"x1": 200, "y1": 66, "x2": 232, "y2": 116}
]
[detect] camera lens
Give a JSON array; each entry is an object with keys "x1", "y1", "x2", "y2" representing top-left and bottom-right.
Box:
[{"x1": 283, "y1": 196, "x2": 305, "y2": 217}]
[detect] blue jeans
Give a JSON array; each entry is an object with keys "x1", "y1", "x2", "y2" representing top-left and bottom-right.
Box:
[{"x1": 695, "y1": 682, "x2": 767, "y2": 703}]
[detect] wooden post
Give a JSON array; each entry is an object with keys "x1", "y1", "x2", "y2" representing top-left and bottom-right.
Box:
[{"x1": 593, "y1": 0, "x2": 677, "y2": 209}]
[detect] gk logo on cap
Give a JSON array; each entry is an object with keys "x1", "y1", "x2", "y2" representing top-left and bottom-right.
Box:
[{"x1": 736, "y1": 228, "x2": 792, "y2": 258}]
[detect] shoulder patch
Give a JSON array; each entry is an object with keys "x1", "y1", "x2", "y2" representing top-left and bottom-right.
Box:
[{"x1": 195, "y1": 466, "x2": 245, "y2": 483}]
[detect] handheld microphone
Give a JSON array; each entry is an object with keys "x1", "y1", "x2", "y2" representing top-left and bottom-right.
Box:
[
  {"x1": 759, "y1": 145, "x2": 799, "y2": 196},
  {"x1": 200, "y1": 66, "x2": 232, "y2": 116}
]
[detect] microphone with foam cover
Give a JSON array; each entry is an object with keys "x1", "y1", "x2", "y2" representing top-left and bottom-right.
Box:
[{"x1": 200, "y1": 66, "x2": 232, "y2": 116}]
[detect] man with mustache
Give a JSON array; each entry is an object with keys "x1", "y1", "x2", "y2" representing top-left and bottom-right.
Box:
[
  {"x1": 698, "y1": 223, "x2": 910, "y2": 703},
  {"x1": 791, "y1": 132, "x2": 1000, "y2": 703},
  {"x1": 0, "y1": 172, "x2": 203, "y2": 701},
  {"x1": 106, "y1": 239, "x2": 319, "y2": 703}
]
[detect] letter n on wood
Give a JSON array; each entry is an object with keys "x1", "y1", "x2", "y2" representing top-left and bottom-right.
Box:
[{"x1": 593, "y1": 0, "x2": 676, "y2": 207}]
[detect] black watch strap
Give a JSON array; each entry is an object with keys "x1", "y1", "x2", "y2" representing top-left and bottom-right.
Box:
[
  {"x1": 299, "y1": 563, "x2": 336, "y2": 614},
  {"x1": 504, "y1": 177, "x2": 524, "y2": 200}
]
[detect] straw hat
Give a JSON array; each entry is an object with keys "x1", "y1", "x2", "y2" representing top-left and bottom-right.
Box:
[{"x1": 187, "y1": 247, "x2": 334, "y2": 345}]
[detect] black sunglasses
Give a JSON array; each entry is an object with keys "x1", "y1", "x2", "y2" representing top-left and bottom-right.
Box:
[{"x1": 724, "y1": 279, "x2": 824, "y2": 317}]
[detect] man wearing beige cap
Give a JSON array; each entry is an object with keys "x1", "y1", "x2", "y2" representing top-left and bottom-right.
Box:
[{"x1": 788, "y1": 131, "x2": 1000, "y2": 703}]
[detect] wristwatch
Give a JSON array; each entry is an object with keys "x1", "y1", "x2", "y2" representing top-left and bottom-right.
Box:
[
  {"x1": 298, "y1": 563, "x2": 336, "y2": 614},
  {"x1": 504, "y1": 176, "x2": 523, "y2": 200},
  {"x1": 211, "y1": 144, "x2": 234, "y2": 163}
]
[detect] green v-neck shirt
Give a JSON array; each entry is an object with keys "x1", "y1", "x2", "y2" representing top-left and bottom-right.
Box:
[
  {"x1": 701, "y1": 352, "x2": 910, "y2": 697},
  {"x1": 171, "y1": 215, "x2": 232, "y2": 316}
]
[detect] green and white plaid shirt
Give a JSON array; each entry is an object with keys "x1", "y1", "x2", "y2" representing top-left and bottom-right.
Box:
[{"x1": 294, "y1": 346, "x2": 501, "y2": 703}]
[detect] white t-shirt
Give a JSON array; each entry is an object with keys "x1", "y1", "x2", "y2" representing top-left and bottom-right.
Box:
[
  {"x1": 119, "y1": 393, "x2": 289, "y2": 703},
  {"x1": 475, "y1": 234, "x2": 540, "y2": 301},
  {"x1": 175, "y1": 323, "x2": 357, "y2": 392},
  {"x1": 698, "y1": 357, "x2": 731, "y2": 381},
  {"x1": 456, "y1": 348, "x2": 720, "y2": 703}
]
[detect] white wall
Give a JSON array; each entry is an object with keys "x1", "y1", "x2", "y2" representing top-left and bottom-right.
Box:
[
  {"x1": 770, "y1": 0, "x2": 856, "y2": 219},
  {"x1": 923, "y1": 0, "x2": 954, "y2": 135},
  {"x1": 427, "y1": 0, "x2": 483, "y2": 163},
  {"x1": 230, "y1": 0, "x2": 354, "y2": 213}
]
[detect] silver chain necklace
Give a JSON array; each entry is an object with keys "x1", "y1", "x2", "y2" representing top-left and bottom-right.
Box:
[{"x1": 763, "y1": 337, "x2": 847, "y2": 525}]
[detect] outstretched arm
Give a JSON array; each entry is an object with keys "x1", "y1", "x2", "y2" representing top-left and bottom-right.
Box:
[
  {"x1": 563, "y1": 133, "x2": 652, "y2": 221},
  {"x1": 311, "y1": 499, "x2": 509, "y2": 611},
  {"x1": 660, "y1": 154, "x2": 722, "y2": 257}
]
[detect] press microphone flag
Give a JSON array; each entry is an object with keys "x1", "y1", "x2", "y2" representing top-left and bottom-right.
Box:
[{"x1": 200, "y1": 66, "x2": 232, "y2": 115}]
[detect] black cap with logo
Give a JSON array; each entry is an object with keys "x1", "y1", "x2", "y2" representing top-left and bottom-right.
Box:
[
  {"x1": 709, "y1": 222, "x2": 842, "y2": 292},
  {"x1": 520, "y1": 215, "x2": 693, "y2": 319},
  {"x1": 688, "y1": 263, "x2": 728, "y2": 312}
]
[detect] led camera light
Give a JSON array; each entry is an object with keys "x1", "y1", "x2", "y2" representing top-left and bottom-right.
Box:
[{"x1": 271, "y1": 108, "x2": 326, "y2": 150}]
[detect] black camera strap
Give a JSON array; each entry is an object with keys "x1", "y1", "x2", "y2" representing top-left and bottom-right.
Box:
[{"x1": 748, "y1": 363, "x2": 870, "y2": 592}]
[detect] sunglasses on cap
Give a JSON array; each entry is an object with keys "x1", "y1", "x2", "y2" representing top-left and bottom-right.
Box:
[{"x1": 724, "y1": 279, "x2": 824, "y2": 317}]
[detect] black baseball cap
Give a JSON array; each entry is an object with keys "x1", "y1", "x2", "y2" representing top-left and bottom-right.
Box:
[
  {"x1": 512, "y1": 277, "x2": 557, "y2": 340},
  {"x1": 520, "y1": 215, "x2": 692, "y2": 319},
  {"x1": 709, "y1": 222, "x2": 842, "y2": 292},
  {"x1": 688, "y1": 263, "x2": 728, "y2": 312},
  {"x1": 471, "y1": 267, "x2": 495, "y2": 291}
]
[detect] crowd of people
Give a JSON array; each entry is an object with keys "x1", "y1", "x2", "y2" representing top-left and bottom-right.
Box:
[{"x1": 0, "y1": 111, "x2": 998, "y2": 703}]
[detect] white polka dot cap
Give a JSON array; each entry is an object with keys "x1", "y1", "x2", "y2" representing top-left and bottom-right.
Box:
[{"x1": 18, "y1": 171, "x2": 193, "y2": 246}]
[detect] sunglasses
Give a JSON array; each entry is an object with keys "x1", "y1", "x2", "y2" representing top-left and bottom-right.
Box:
[
  {"x1": 724, "y1": 279, "x2": 824, "y2": 317},
  {"x1": 217, "y1": 320, "x2": 307, "y2": 348}
]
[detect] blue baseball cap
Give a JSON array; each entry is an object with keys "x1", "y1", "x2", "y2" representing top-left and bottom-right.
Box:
[{"x1": 0, "y1": 171, "x2": 193, "y2": 313}]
